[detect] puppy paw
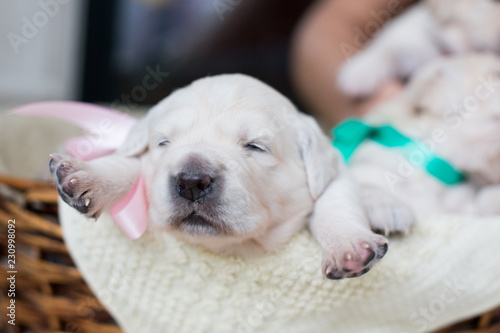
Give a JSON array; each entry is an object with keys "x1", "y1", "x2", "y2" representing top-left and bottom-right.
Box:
[
  {"x1": 361, "y1": 186, "x2": 416, "y2": 235},
  {"x1": 49, "y1": 153, "x2": 105, "y2": 219},
  {"x1": 337, "y1": 53, "x2": 391, "y2": 97},
  {"x1": 322, "y1": 232, "x2": 388, "y2": 280}
]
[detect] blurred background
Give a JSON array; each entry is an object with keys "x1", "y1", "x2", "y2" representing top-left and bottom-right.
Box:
[
  {"x1": 0, "y1": 0, "x2": 315, "y2": 109},
  {"x1": 3, "y1": 2, "x2": 500, "y2": 333}
]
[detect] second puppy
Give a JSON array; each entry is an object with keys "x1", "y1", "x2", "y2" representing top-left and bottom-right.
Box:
[{"x1": 338, "y1": 0, "x2": 500, "y2": 97}]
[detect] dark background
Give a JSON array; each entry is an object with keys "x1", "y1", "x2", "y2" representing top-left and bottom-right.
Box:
[{"x1": 82, "y1": 0, "x2": 315, "y2": 108}]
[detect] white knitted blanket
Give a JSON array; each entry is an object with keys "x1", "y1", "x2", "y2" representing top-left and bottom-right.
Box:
[
  {"x1": 60, "y1": 202, "x2": 500, "y2": 333},
  {"x1": 3, "y1": 110, "x2": 498, "y2": 332}
]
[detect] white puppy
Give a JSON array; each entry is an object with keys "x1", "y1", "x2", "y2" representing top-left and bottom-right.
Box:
[
  {"x1": 49, "y1": 74, "x2": 403, "y2": 280},
  {"x1": 350, "y1": 53, "x2": 500, "y2": 219},
  {"x1": 338, "y1": 0, "x2": 500, "y2": 97}
]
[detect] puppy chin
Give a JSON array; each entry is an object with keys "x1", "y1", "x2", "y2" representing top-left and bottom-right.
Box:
[
  {"x1": 173, "y1": 212, "x2": 227, "y2": 237},
  {"x1": 150, "y1": 199, "x2": 240, "y2": 238}
]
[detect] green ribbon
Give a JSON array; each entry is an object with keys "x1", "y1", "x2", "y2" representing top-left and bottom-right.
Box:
[{"x1": 331, "y1": 118, "x2": 465, "y2": 185}]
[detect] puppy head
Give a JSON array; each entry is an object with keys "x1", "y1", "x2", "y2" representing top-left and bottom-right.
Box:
[
  {"x1": 425, "y1": 0, "x2": 500, "y2": 53},
  {"x1": 405, "y1": 54, "x2": 500, "y2": 185},
  {"x1": 120, "y1": 74, "x2": 338, "y2": 251}
]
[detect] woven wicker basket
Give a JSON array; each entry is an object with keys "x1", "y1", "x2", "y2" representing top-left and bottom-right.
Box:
[{"x1": 0, "y1": 174, "x2": 498, "y2": 333}]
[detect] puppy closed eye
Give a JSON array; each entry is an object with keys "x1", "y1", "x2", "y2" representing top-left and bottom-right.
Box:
[
  {"x1": 244, "y1": 142, "x2": 266, "y2": 152},
  {"x1": 157, "y1": 137, "x2": 171, "y2": 147}
]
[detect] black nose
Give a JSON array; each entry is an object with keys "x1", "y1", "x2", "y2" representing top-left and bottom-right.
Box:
[{"x1": 176, "y1": 172, "x2": 213, "y2": 202}]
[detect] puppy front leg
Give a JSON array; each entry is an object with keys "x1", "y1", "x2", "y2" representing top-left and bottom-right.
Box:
[
  {"x1": 310, "y1": 175, "x2": 388, "y2": 280},
  {"x1": 337, "y1": 5, "x2": 439, "y2": 97},
  {"x1": 49, "y1": 153, "x2": 141, "y2": 219},
  {"x1": 337, "y1": 48, "x2": 396, "y2": 97}
]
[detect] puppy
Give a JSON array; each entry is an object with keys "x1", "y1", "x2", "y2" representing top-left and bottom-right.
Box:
[
  {"x1": 337, "y1": 0, "x2": 500, "y2": 97},
  {"x1": 49, "y1": 74, "x2": 409, "y2": 279},
  {"x1": 349, "y1": 53, "x2": 500, "y2": 219}
]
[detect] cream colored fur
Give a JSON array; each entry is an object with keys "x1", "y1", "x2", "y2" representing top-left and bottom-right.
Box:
[
  {"x1": 338, "y1": 0, "x2": 500, "y2": 96},
  {"x1": 49, "y1": 74, "x2": 394, "y2": 280},
  {"x1": 352, "y1": 54, "x2": 500, "y2": 217}
]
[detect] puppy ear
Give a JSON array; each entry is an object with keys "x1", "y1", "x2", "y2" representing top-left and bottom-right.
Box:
[
  {"x1": 295, "y1": 113, "x2": 339, "y2": 199},
  {"x1": 115, "y1": 104, "x2": 168, "y2": 157}
]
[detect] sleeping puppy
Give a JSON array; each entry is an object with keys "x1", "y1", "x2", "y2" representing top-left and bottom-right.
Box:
[
  {"x1": 337, "y1": 0, "x2": 500, "y2": 97},
  {"x1": 49, "y1": 74, "x2": 410, "y2": 280},
  {"x1": 350, "y1": 53, "x2": 500, "y2": 218}
]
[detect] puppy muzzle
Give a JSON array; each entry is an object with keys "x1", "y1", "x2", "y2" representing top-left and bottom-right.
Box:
[{"x1": 168, "y1": 153, "x2": 231, "y2": 236}]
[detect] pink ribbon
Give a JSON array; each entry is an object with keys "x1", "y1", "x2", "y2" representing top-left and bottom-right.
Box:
[{"x1": 9, "y1": 101, "x2": 148, "y2": 239}]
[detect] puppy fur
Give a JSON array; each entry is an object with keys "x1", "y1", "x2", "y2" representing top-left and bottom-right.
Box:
[
  {"x1": 337, "y1": 0, "x2": 500, "y2": 97},
  {"x1": 350, "y1": 54, "x2": 500, "y2": 216},
  {"x1": 50, "y1": 74, "x2": 398, "y2": 279}
]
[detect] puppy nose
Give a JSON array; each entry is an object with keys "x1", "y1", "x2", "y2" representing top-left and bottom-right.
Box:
[{"x1": 176, "y1": 172, "x2": 213, "y2": 202}]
